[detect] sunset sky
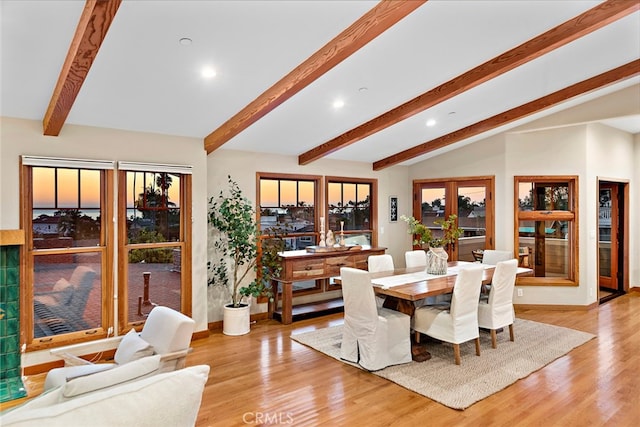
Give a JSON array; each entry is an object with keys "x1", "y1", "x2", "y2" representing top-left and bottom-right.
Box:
[{"x1": 32, "y1": 168, "x2": 181, "y2": 209}]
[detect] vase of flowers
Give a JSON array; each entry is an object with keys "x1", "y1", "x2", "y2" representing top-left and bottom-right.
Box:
[{"x1": 400, "y1": 214, "x2": 463, "y2": 275}]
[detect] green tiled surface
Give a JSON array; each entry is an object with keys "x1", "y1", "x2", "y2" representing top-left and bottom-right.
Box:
[
  {"x1": 0, "y1": 376, "x2": 27, "y2": 403},
  {"x1": 0, "y1": 245, "x2": 25, "y2": 403}
]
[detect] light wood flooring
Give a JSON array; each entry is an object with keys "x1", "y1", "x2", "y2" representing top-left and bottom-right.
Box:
[{"x1": 7, "y1": 293, "x2": 640, "y2": 426}]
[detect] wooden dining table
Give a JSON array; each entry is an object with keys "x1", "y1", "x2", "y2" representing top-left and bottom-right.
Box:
[
  {"x1": 336, "y1": 261, "x2": 534, "y2": 362},
  {"x1": 365, "y1": 261, "x2": 533, "y2": 317}
]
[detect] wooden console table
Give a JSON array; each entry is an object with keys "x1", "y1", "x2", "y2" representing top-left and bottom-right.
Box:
[{"x1": 271, "y1": 245, "x2": 386, "y2": 324}]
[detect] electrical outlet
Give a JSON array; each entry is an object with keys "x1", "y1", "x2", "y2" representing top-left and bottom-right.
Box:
[{"x1": 517, "y1": 289, "x2": 523, "y2": 297}]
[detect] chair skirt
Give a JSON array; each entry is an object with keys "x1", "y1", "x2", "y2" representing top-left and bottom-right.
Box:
[{"x1": 341, "y1": 307, "x2": 411, "y2": 371}]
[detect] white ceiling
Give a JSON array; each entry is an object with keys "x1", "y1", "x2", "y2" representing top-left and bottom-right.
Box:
[{"x1": 1, "y1": 1, "x2": 639, "y2": 167}]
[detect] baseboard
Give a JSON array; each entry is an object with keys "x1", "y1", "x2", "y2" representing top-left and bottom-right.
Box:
[
  {"x1": 207, "y1": 312, "x2": 269, "y2": 332},
  {"x1": 514, "y1": 301, "x2": 598, "y2": 311},
  {"x1": 628, "y1": 287, "x2": 640, "y2": 294},
  {"x1": 192, "y1": 329, "x2": 210, "y2": 340}
]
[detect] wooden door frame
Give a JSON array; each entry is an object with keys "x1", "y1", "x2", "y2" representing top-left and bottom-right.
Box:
[
  {"x1": 412, "y1": 176, "x2": 495, "y2": 260},
  {"x1": 597, "y1": 178, "x2": 629, "y2": 293}
]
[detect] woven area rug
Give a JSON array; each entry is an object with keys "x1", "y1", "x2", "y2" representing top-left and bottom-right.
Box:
[{"x1": 290, "y1": 318, "x2": 595, "y2": 410}]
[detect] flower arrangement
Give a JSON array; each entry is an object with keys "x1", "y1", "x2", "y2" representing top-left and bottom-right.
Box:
[{"x1": 400, "y1": 214, "x2": 463, "y2": 248}]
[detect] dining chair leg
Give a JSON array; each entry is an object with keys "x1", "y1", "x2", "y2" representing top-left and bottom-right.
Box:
[
  {"x1": 415, "y1": 331, "x2": 421, "y2": 343},
  {"x1": 453, "y1": 344, "x2": 461, "y2": 365},
  {"x1": 475, "y1": 337, "x2": 481, "y2": 356},
  {"x1": 490, "y1": 330, "x2": 497, "y2": 349},
  {"x1": 509, "y1": 324, "x2": 514, "y2": 342}
]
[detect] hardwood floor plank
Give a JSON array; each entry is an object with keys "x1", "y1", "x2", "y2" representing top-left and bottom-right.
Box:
[{"x1": 5, "y1": 294, "x2": 639, "y2": 425}]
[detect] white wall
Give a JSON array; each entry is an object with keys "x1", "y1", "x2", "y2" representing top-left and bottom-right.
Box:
[
  {"x1": 206, "y1": 149, "x2": 409, "y2": 321},
  {"x1": 408, "y1": 120, "x2": 638, "y2": 306},
  {"x1": 0, "y1": 117, "x2": 208, "y2": 366},
  {"x1": 635, "y1": 133, "x2": 640, "y2": 287}
]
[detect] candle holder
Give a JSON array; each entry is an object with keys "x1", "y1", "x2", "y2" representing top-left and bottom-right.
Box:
[
  {"x1": 339, "y1": 221, "x2": 346, "y2": 247},
  {"x1": 319, "y1": 217, "x2": 326, "y2": 247}
]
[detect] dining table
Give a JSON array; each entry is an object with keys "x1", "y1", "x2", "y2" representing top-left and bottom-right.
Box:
[{"x1": 336, "y1": 260, "x2": 534, "y2": 361}]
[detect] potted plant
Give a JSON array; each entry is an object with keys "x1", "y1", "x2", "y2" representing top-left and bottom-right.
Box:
[
  {"x1": 208, "y1": 175, "x2": 271, "y2": 335},
  {"x1": 400, "y1": 214, "x2": 463, "y2": 274}
]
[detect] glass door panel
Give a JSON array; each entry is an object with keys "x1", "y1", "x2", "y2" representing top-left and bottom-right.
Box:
[{"x1": 457, "y1": 186, "x2": 486, "y2": 262}]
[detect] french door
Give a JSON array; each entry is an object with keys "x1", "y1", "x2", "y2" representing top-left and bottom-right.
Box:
[
  {"x1": 598, "y1": 182, "x2": 621, "y2": 293},
  {"x1": 413, "y1": 177, "x2": 494, "y2": 261}
]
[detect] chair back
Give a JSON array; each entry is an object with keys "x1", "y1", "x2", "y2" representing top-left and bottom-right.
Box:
[
  {"x1": 66, "y1": 266, "x2": 96, "y2": 311},
  {"x1": 140, "y1": 306, "x2": 195, "y2": 355},
  {"x1": 487, "y1": 259, "x2": 518, "y2": 309},
  {"x1": 340, "y1": 267, "x2": 377, "y2": 329},
  {"x1": 482, "y1": 250, "x2": 512, "y2": 265},
  {"x1": 449, "y1": 265, "x2": 484, "y2": 330},
  {"x1": 368, "y1": 254, "x2": 394, "y2": 273},
  {"x1": 405, "y1": 250, "x2": 427, "y2": 268}
]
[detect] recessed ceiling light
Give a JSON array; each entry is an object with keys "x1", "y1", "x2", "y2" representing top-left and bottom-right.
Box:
[
  {"x1": 201, "y1": 66, "x2": 217, "y2": 79},
  {"x1": 426, "y1": 119, "x2": 437, "y2": 127},
  {"x1": 179, "y1": 37, "x2": 192, "y2": 46},
  {"x1": 333, "y1": 99, "x2": 345, "y2": 109}
]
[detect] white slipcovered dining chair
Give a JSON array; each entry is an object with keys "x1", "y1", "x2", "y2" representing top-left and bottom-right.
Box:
[
  {"x1": 480, "y1": 250, "x2": 514, "y2": 298},
  {"x1": 412, "y1": 265, "x2": 484, "y2": 365},
  {"x1": 368, "y1": 254, "x2": 394, "y2": 273},
  {"x1": 478, "y1": 259, "x2": 518, "y2": 349},
  {"x1": 368, "y1": 254, "x2": 394, "y2": 308},
  {"x1": 44, "y1": 306, "x2": 195, "y2": 390},
  {"x1": 404, "y1": 250, "x2": 444, "y2": 307},
  {"x1": 405, "y1": 250, "x2": 427, "y2": 268},
  {"x1": 340, "y1": 267, "x2": 412, "y2": 371},
  {"x1": 481, "y1": 250, "x2": 513, "y2": 265}
]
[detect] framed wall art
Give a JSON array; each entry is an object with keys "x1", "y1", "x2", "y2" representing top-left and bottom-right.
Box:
[{"x1": 389, "y1": 196, "x2": 398, "y2": 222}]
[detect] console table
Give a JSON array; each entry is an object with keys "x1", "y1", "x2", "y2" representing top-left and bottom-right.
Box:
[{"x1": 270, "y1": 245, "x2": 386, "y2": 324}]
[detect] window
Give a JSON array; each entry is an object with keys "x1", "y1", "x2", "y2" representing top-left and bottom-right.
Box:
[
  {"x1": 326, "y1": 176, "x2": 377, "y2": 247},
  {"x1": 514, "y1": 176, "x2": 578, "y2": 286},
  {"x1": 258, "y1": 173, "x2": 320, "y2": 250},
  {"x1": 118, "y1": 163, "x2": 192, "y2": 333},
  {"x1": 21, "y1": 156, "x2": 114, "y2": 349},
  {"x1": 413, "y1": 177, "x2": 494, "y2": 261},
  {"x1": 258, "y1": 173, "x2": 322, "y2": 294}
]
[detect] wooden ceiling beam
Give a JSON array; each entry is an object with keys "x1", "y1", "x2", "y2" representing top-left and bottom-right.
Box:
[
  {"x1": 373, "y1": 60, "x2": 640, "y2": 170},
  {"x1": 43, "y1": 0, "x2": 122, "y2": 136},
  {"x1": 299, "y1": 0, "x2": 640, "y2": 165},
  {"x1": 204, "y1": 0, "x2": 426, "y2": 154}
]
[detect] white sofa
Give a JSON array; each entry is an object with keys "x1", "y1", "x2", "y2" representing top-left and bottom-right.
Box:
[{"x1": 1, "y1": 356, "x2": 210, "y2": 427}]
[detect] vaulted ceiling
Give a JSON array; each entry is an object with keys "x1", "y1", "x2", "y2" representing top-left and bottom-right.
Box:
[{"x1": 1, "y1": 1, "x2": 639, "y2": 170}]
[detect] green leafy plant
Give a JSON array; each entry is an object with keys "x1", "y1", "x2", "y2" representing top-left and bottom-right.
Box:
[
  {"x1": 400, "y1": 214, "x2": 463, "y2": 248},
  {"x1": 208, "y1": 176, "x2": 271, "y2": 307}
]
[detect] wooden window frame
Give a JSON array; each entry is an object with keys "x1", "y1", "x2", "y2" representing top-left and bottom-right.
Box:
[
  {"x1": 325, "y1": 176, "x2": 378, "y2": 247},
  {"x1": 117, "y1": 170, "x2": 192, "y2": 334},
  {"x1": 514, "y1": 175, "x2": 579, "y2": 287},
  {"x1": 412, "y1": 176, "x2": 495, "y2": 261},
  {"x1": 20, "y1": 163, "x2": 114, "y2": 351},
  {"x1": 257, "y1": 172, "x2": 322, "y2": 295}
]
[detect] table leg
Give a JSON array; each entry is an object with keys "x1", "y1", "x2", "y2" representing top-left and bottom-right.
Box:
[
  {"x1": 281, "y1": 281, "x2": 293, "y2": 325},
  {"x1": 411, "y1": 333, "x2": 432, "y2": 362}
]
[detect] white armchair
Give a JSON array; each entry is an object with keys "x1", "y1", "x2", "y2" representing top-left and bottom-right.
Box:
[
  {"x1": 478, "y1": 259, "x2": 518, "y2": 348},
  {"x1": 340, "y1": 267, "x2": 411, "y2": 371},
  {"x1": 44, "y1": 306, "x2": 195, "y2": 390},
  {"x1": 412, "y1": 265, "x2": 484, "y2": 365}
]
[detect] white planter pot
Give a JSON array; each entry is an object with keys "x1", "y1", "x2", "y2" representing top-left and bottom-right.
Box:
[{"x1": 223, "y1": 303, "x2": 250, "y2": 336}]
